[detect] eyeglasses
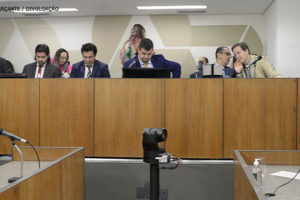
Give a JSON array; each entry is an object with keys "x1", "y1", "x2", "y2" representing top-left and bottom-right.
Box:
[
  {"x1": 60, "y1": 56, "x2": 68, "y2": 60},
  {"x1": 222, "y1": 52, "x2": 232, "y2": 56}
]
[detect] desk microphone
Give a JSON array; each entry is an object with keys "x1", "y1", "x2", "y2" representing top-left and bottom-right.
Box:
[
  {"x1": 128, "y1": 59, "x2": 137, "y2": 68},
  {"x1": 246, "y1": 56, "x2": 262, "y2": 68},
  {"x1": 0, "y1": 128, "x2": 27, "y2": 143}
]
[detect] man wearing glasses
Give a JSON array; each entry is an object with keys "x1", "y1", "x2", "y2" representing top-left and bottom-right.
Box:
[
  {"x1": 232, "y1": 42, "x2": 281, "y2": 78},
  {"x1": 70, "y1": 43, "x2": 110, "y2": 78},
  {"x1": 214, "y1": 46, "x2": 236, "y2": 78},
  {"x1": 23, "y1": 44, "x2": 61, "y2": 78}
]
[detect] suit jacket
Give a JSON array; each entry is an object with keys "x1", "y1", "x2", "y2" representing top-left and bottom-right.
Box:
[
  {"x1": 23, "y1": 62, "x2": 61, "y2": 78},
  {"x1": 0, "y1": 57, "x2": 14, "y2": 73},
  {"x1": 123, "y1": 54, "x2": 181, "y2": 78},
  {"x1": 237, "y1": 55, "x2": 281, "y2": 78},
  {"x1": 190, "y1": 64, "x2": 236, "y2": 78},
  {"x1": 70, "y1": 60, "x2": 110, "y2": 78}
]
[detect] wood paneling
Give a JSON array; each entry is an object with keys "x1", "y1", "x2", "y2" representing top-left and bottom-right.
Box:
[
  {"x1": 297, "y1": 79, "x2": 300, "y2": 150},
  {"x1": 240, "y1": 151, "x2": 300, "y2": 165},
  {"x1": 233, "y1": 153, "x2": 259, "y2": 200},
  {"x1": 165, "y1": 79, "x2": 223, "y2": 158},
  {"x1": 0, "y1": 148, "x2": 84, "y2": 200},
  {"x1": 94, "y1": 79, "x2": 165, "y2": 157},
  {"x1": 40, "y1": 79, "x2": 94, "y2": 156},
  {"x1": 224, "y1": 79, "x2": 297, "y2": 158},
  {"x1": 0, "y1": 79, "x2": 39, "y2": 154}
]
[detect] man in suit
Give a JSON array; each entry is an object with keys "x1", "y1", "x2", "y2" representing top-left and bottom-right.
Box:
[
  {"x1": 23, "y1": 44, "x2": 61, "y2": 78},
  {"x1": 190, "y1": 57, "x2": 209, "y2": 78},
  {"x1": 232, "y1": 42, "x2": 281, "y2": 78},
  {"x1": 190, "y1": 47, "x2": 236, "y2": 78},
  {"x1": 0, "y1": 57, "x2": 14, "y2": 73},
  {"x1": 123, "y1": 38, "x2": 181, "y2": 78},
  {"x1": 70, "y1": 43, "x2": 110, "y2": 78}
]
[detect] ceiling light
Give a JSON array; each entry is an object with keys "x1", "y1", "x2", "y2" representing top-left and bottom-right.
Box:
[{"x1": 137, "y1": 5, "x2": 207, "y2": 10}]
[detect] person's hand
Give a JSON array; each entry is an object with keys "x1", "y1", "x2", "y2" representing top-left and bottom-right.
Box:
[
  {"x1": 234, "y1": 60, "x2": 243, "y2": 74},
  {"x1": 62, "y1": 72, "x2": 70, "y2": 78}
]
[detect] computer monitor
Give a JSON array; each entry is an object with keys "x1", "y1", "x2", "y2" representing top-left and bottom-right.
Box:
[
  {"x1": 122, "y1": 68, "x2": 171, "y2": 78},
  {"x1": 0, "y1": 73, "x2": 27, "y2": 78}
]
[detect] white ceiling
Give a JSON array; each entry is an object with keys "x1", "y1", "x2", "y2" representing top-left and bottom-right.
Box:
[{"x1": 0, "y1": 0, "x2": 274, "y2": 18}]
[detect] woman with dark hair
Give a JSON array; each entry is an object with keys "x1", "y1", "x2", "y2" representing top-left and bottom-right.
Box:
[
  {"x1": 51, "y1": 48, "x2": 72, "y2": 78},
  {"x1": 120, "y1": 24, "x2": 146, "y2": 64}
]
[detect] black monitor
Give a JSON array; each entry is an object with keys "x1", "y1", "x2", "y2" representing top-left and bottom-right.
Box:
[
  {"x1": 0, "y1": 73, "x2": 27, "y2": 78},
  {"x1": 122, "y1": 68, "x2": 171, "y2": 78}
]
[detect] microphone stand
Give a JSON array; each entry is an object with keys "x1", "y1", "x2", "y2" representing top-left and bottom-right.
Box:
[{"x1": 8, "y1": 139, "x2": 23, "y2": 183}]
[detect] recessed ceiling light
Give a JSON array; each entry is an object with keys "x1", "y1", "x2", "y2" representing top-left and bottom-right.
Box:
[{"x1": 137, "y1": 5, "x2": 207, "y2": 10}]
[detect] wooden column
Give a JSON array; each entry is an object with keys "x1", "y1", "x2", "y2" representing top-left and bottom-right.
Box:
[
  {"x1": 94, "y1": 79, "x2": 165, "y2": 157},
  {"x1": 224, "y1": 79, "x2": 297, "y2": 158},
  {"x1": 165, "y1": 79, "x2": 223, "y2": 158},
  {"x1": 0, "y1": 79, "x2": 39, "y2": 154},
  {"x1": 39, "y1": 79, "x2": 94, "y2": 156}
]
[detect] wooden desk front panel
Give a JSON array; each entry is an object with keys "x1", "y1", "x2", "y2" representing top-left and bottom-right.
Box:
[
  {"x1": 165, "y1": 79, "x2": 223, "y2": 158},
  {"x1": 224, "y1": 79, "x2": 297, "y2": 158},
  {"x1": 94, "y1": 79, "x2": 165, "y2": 157},
  {"x1": 39, "y1": 79, "x2": 94, "y2": 156},
  {"x1": 0, "y1": 79, "x2": 39, "y2": 154}
]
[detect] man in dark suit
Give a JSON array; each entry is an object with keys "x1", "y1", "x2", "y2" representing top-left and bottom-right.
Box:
[
  {"x1": 70, "y1": 43, "x2": 110, "y2": 78},
  {"x1": 191, "y1": 47, "x2": 236, "y2": 78},
  {"x1": 123, "y1": 38, "x2": 181, "y2": 78},
  {"x1": 0, "y1": 57, "x2": 14, "y2": 73},
  {"x1": 23, "y1": 44, "x2": 61, "y2": 78},
  {"x1": 190, "y1": 57, "x2": 209, "y2": 78}
]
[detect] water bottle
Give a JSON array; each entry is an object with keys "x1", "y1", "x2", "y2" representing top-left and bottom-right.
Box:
[{"x1": 252, "y1": 158, "x2": 262, "y2": 185}]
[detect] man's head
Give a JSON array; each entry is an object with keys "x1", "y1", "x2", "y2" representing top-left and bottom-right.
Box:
[
  {"x1": 81, "y1": 43, "x2": 97, "y2": 67},
  {"x1": 35, "y1": 44, "x2": 50, "y2": 66},
  {"x1": 215, "y1": 47, "x2": 232, "y2": 66},
  {"x1": 138, "y1": 38, "x2": 153, "y2": 64},
  {"x1": 232, "y1": 42, "x2": 251, "y2": 65},
  {"x1": 198, "y1": 57, "x2": 209, "y2": 65}
]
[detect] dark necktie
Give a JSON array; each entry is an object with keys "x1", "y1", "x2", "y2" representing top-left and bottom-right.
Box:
[
  {"x1": 244, "y1": 66, "x2": 251, "y2": 78},
  {"x1": 86, "y1": 67, "x2": 92, "y2": 78}
]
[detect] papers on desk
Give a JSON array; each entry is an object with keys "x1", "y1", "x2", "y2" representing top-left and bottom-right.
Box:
[{"x1": 270, "y1": 171, "x2": 300, "y2": 180}]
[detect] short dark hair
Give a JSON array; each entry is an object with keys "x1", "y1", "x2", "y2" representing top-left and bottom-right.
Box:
[
  {"x1": 203, "y1": 57, "x2": 209, "y2": 64},
  {"x1": 139, "y1": 38, "x2": 153, "y2": 51},
  {"x1": 231, "y1": 42, "x2": 251, "y2": 54},
  {"x1": 35, "y1": 44, "x2": 50, "y2": 62},
  {"x1": 81, "y1": 43, "x2": 97, "y2": 55},
  {"x1": 215, "y1": 47, "x2": 229, "y2": 58},
  {"x1": 53, "y1": 48, "x2": 69, "y2": 65}
]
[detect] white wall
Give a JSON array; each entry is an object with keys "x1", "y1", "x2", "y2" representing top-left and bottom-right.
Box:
[{"x1": 265, "y1": 0, "x2": 300, "y2": 77}]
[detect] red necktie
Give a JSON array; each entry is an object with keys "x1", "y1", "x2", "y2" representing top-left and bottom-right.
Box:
[{"x1": 38, "y1": 65, "x2": 42, "y2": 74}]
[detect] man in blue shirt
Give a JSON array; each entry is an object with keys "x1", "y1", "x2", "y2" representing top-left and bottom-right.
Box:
[{"x1": 123, "y1": 38, "x2": 181, "y2": 78}]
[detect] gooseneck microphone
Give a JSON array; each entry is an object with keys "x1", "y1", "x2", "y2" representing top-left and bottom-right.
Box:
[
  {"x1": 0, "y1": 128, "x2": 27, "y2": 143},
  {"x1": 246, "y1": 55, "x2": 262, "y2": 68},
  {"x1": 128, "y1": 59, "x2": 137, "y2": 68}
]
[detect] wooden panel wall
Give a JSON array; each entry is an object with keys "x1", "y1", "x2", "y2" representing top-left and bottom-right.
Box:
[
  {"x1": 165, "y1": 79, "x2": 223, "y2": 158},
  {"x1": 0, "y1": 148, "x2": 84, "y2": 200},
  {"x1": 1, "y1": 79, "x2": 299, "y2": 158},
  {"x1": 94, "y1": 79, "x2": 165, "y2": 157},
  {"x1": 298, "y1": 80, "x2": 300, "y2": 150},
  {"x1": 0, "y1": 79, "x2": 39, "y2": 154},
  {"x1": 39, "y1": 79, "x2": 94, "y2": 155},
  {"x1": 224, "y1": 79, "x2": 297, "y2": 158}
]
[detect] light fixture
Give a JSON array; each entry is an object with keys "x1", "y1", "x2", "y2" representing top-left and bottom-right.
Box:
[{"x1": 137, "y1": 5, "x2": 207, "y2": 10}]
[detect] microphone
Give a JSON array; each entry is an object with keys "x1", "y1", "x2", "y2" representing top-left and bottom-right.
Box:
[
  {"x1": 0, "y1": 128, "x2": 27, "y2": 143},
  {"x1": 62, "y1": 61, "x2": 70, "y2": 73},
  {"x1": 246, "y1": 56, "x2": 262, "y2": 68},
  {"x1": 197, "y1": 61, "x2": 203, "y2": 71},
  {"x1": 128, "y1": 59, "x2": 137, "y2": 68}
]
